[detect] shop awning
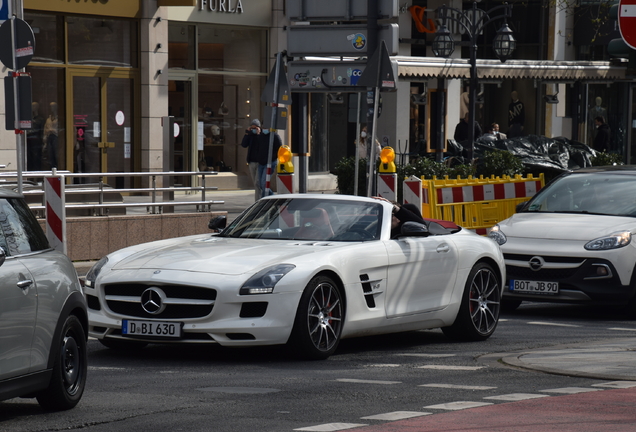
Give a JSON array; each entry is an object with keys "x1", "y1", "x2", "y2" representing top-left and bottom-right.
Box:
[{"x1": 396, "y1": 56, "x2": 627, "y2": 81}]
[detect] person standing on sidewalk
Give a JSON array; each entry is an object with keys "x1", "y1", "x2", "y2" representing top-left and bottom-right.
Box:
[
  {"x1": 241, "y1": 119, "x2": 263, "y2": 201},
  {"x1": 257, "y1": 125, "x2": 282, "y2": 198}
]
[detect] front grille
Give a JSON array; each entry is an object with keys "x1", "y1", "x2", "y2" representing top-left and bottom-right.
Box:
[
  {"x1": 504, "y1": 254, "x2": 585, "y2": 264},
  {"x1": 103, "y1": 283, "x2": 216, "y2": 319},
  {"x1": 506, "y1": 266, "x2": 579, "y2": 280}
]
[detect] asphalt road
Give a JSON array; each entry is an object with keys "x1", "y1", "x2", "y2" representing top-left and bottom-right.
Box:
[{"x1": 2, "y1": 302, "x2": 636, "y2": 431}]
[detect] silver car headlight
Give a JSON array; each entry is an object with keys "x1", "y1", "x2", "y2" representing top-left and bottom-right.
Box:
[
  {"x1": 239, "y1": 264, "x2": 296, "y2": 295},
  {"x1": 84, "y1": 256, "x2": 109, "y2": 288},
  {"x1": 584, "y1": 231, "x2": 631, "y2": 251},
  {"x1": 488, "y1": 224, "x2": 507, "y2": 245}
]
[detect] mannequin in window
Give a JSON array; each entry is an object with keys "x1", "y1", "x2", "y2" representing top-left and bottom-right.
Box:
[
  {"x1": 508, "y1": 91, "x2": 525, "y2": 138},
  {"x1": 43, "y1": 102, "x2": 59, "y2": 168},
  {"x1": 26, "y1": 102, "x2": 45, "y2": 171}
]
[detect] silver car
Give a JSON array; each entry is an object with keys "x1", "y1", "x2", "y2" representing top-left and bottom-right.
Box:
[{"x1": 0, "y1": 189, "x2": 88, "y2": 410}]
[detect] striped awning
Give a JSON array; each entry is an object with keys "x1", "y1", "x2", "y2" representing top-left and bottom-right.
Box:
[{"x1": 396, "y1": 56, "x2": 627, "y2": 81}]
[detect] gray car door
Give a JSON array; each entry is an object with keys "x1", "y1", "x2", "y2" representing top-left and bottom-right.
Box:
[{"x1": 0, "y1": 249, "x2": 37, "y2": 380}]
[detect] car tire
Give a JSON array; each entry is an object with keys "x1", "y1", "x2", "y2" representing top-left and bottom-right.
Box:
[
  {"x1": 501, "y1": 298, "x2": 522, "y2": 312},
  {"x1": 442, "y1": 262, "x2": 501, "y2": 341},
  {"x1": 289, "y1": 275, "x2": 344, "y2": 360},
  {"x1": 36, "y1": 315, "x2": 87, "y2": 411},
  {"x1": 99, "y1": 338, "x2": 149, "y2": 350}
]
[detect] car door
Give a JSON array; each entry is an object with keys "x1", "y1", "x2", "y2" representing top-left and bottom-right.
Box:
[
  {"x1": 384, "y1": 235, "x2": 458, "y2": 318},
  {"x1": 0, "y1": 234, "x2": 37, "y2": 380}
]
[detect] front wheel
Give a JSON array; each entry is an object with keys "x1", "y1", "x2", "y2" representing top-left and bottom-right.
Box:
[
  {"x1": 442, "y1": 262, "x2": 501, "y2": 341},
  {"x1": 36, "y1": 315, "x2": 87, "y2": 411},
  {"x1": 289, "y1": 275, "x2": 344, "y2": 360}
]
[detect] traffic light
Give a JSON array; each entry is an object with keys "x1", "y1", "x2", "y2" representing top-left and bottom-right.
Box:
[{"x1": 608, "y1": 4, "x2": 636, "y2": 68}]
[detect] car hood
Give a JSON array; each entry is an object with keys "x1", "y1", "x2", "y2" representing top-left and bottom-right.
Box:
[
  {"x1": 498, "y1": 213, "x2": 636, "y2": 240},
  {"x1": 110, "y1": 235, "x2": 342, "y2": 275}
]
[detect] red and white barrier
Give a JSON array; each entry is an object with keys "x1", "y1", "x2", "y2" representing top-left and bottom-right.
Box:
[
  {"x1": 435, "y1": 180, "x2": 542, "y2": 204},
  {"x1": 402, "y1": 176, "x2": 422, "y2": 214},
  {"x1": 45, "y1": 174, "x2": 66, "y2": 254},
  {"x1": 276, "y1": 173, "x2": 294, "y2": 195},
  {"x1": 377, "y1": 173, "x2": 397, "y2": 201}
]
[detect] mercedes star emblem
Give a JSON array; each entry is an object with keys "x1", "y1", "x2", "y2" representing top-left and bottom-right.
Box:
[{"x1": 140, "y1": 287, "x2": 167, "y2": 315}]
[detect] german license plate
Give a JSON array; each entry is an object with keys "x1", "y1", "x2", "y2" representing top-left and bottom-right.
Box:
[
  {"x1": 122, "y1": 320, "x2": 182, "y2": 338},
  {"x1": 509, "y1": 280, "x2": 559, "y2": 295}
]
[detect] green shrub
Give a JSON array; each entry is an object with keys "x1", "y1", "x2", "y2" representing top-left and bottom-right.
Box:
[
  {"x1": 334, "y1": 157, "x2": 368, "y2": 196},
  {"x1": 478, "y1": 149, "x2": 524, "y2": 178},
  {"x1": 591, "y1": 151, "x2": 624, "y2": 167}
]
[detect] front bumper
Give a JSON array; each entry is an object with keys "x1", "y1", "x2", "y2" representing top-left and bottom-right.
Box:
[
  {"x1": 85, "y1": 269, "x2": 304, "y2": 347},
  {"x1": 503, "y1": 253, "x2": 636, "y2": 304}
]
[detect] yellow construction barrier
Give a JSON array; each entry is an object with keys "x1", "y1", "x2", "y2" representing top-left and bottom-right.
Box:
[{"x1": 420, "y1": 174, "x2": 545, "y2": 234}]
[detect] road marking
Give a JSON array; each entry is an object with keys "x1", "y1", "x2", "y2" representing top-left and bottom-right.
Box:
[
  {"x1": 484, "y1": 393, "x2": 549, "y2": 401},
  {"x1": 294, "y1": 423, "x2": 368, "y2": 431},
  {"x1": 527, "y1": 321, "x2": 580, "y2": 327},
  {"x1": 396, "y1": 353, "x2": 456, "y2": 358},
  {"x1": 424, "y1": 401, "x2": 493, "y2": 410},
  {"x1": 592, "y1": 381, "x2": 636, "y2": 389},
  {"x1": 336, "y1": 379, "x2": 401, "y2": 385},
  {"x1": 88, "y1": 366, "x2": 126, "y2": 371},
  {"x1": 361, "y1": 411, "x2": 432, "y2": 421},
  {"x1": 540, "y1": 387, "x2": 602, "y2": 394},
  {"x1": 608, "y1": 327, "x2": 636, "y2": 332},
  {"x1": 365, "y1": 364, "x2": 401, "y2": 368},
  {"x1": 417, "y1": 365, "x2": 485, "y2": 371},
  {"x1": 420, "y1": 384, "x2": 496, "y2": 390}
]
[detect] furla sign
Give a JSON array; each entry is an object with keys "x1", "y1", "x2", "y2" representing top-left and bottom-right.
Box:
[{"x1": 199, "y1": 0, "x2": 244, "y2": 13}]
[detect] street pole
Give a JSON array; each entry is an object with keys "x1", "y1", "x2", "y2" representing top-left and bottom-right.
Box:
[
  {"x1": 365, "y1": 0, "x2": 378, "y2": 197},
  {"x1": 264, "y1": 51, "x2": 282, "y2": 197}
]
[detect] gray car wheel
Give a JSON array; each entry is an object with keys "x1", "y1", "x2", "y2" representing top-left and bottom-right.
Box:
[{"x1": 36, "y1": 315, "x2": 87, "y2": 411}]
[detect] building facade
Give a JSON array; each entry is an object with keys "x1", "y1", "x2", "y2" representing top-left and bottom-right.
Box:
[{"x1": 1, "y1": 0, "x2": 635, "y2": 193}]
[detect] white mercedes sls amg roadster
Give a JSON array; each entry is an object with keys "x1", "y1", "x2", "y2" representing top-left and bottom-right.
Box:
[{"x1": 85, "y1": 194, "x2": 504, "y2": 359}]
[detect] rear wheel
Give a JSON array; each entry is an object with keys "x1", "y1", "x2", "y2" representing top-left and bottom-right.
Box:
[
  {"x1": 289, "y1": 275, "x2": 344, "y2": 360},
  {"x1": 36, "y1": 315, "x2": 87, "y2": 411},
  {"x1": 99, "y1": 338, "x2": 148, "y2": 350},
  {"x1": 442, "y1": 263, "x2": 501, "y2": 341}
]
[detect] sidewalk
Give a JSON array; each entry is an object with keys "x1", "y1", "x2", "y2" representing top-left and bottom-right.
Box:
[{"x1": 497, "y1": 337, "x2": 636, "y2": 381}]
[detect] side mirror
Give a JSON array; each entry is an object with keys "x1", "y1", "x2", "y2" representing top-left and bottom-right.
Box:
[
  {"x1": 516, "y1": 201, "x2": 529, "y2": 213},
  {"x1": 399, "y1": 221, "x2": 430, "y2": 237},
  {"x1": 0, "y1": 246, "x2": 5, "y2": 267},
  {"x1": 208, "y1": 215, "x2": 227, "y2": 232}
]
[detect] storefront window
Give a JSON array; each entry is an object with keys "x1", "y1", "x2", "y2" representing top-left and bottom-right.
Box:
[
  {"x1": 67, "y1": 17, "x2": 138, "y2": 67},
  {"x1": 27, "y1": 13, "x2": 64, "y2": 64},
  {"x1": 197, "y1": 26, "x2": 266, "y2": 72},
  {"x1": 310, "y1": 94, "x2": 329, "y2": 173},
  {"x1": 24, "y1": 67, "x2": 65, "y2": 171},
  {"x1": 168, "y1": 24, "x2": 196, "y2": 70}
]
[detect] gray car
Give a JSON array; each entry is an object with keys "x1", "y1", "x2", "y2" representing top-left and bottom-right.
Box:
[{"x1": 0, "y1": 189, "x2": 88, "y2": 410}]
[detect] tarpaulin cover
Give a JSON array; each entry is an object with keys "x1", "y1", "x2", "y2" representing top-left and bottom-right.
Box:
[{"x1": 446, "y1": 135, "x2": 596, "y2": 174}]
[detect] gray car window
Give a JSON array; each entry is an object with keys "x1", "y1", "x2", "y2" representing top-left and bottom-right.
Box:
[{"x1": 0, "y1": 198, "x2": 49, "y2": 256}]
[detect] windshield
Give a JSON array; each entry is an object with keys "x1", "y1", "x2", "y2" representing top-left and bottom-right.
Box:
[
  {"x1": 220, "y1": 198, "x2": 383, "y2": 241},
  {"x1": 523, "y1": 172, "x2": 636, "y2": 216}
]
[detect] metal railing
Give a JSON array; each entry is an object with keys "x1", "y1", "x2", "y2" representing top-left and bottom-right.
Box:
[{"x1": 0, "y1": 170, "x2": 225, "y2": 216}]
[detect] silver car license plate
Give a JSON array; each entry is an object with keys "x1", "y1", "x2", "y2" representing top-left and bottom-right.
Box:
[
  {"x1": 509, "y1": 280, "x2": 559, "y2": 295},
  {"x1": 122, "y1": 320, "x2": 182, "y2": 338}
]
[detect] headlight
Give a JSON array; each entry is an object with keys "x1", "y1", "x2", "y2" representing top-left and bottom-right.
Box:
[
  {"x1": 585, "y1": 231, "x2": 631, "y2": 250},
  {"x1": 84, "y1": 256, "x2": 108, "y2": 288},
  {"x1": 239, "y1": 264, "x2": 296, "y2": 295},
  {"x1": 488, "y1": 225, "x2": 507, "y2": 245}
]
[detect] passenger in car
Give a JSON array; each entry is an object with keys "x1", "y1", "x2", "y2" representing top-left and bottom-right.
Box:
[{"x1": 372, "y1": 197, "x2": 425, "y2": 238}]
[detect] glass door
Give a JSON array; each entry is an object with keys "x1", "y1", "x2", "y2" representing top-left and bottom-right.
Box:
[
  {"x1": 70, "y1": 71, "x2": 135, "y2": 186},
  {"x1": 168, "y1": 79, "x2": 193, "y2": 186}
]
